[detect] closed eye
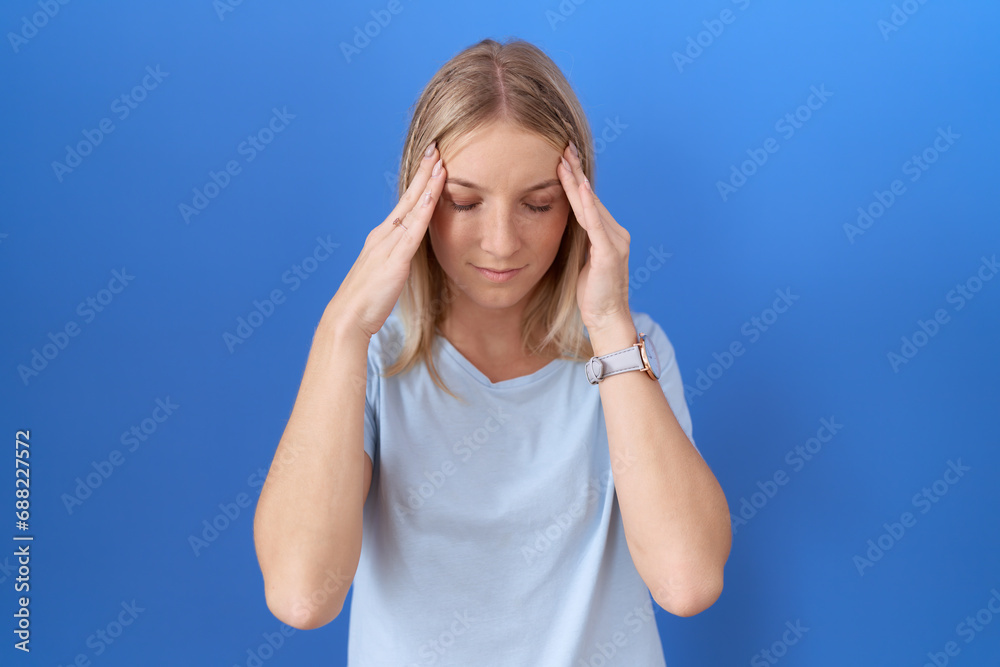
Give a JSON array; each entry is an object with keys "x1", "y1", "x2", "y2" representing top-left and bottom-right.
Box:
[{"x1": 450, "y1": 202, "x2": 552, "y2": 213}]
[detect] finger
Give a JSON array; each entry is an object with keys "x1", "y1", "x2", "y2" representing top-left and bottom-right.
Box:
[
  {"x1": 588, "y1": 190, "x2": 629, "y2": 243},
  {"x1": 576, "y1": 177, "x2": 618, "y2": 255},
  {"x1": 557, "y1": 149, "x2": 586, "y2": 228},
  {"x1": 375, "y1": 141, "x2": 440, "y2": 241},
  {"x1": 388, "y1": 155, "x2": 446, "y2": 260},
  {"x1": 558, "y1": 151, "x2": 620, "y2": 254},
  {"x1": 560, "y1": 144, "x2": 629, "y2": 243}
]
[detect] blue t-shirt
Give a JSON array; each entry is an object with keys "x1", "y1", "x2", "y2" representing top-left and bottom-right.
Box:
[{"x1": 348, "y1": 305, "x2": 699, "y2": 666}]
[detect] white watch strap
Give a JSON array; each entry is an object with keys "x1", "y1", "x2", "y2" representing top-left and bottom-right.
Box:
[{"x1": 586, "y1": 344, "x2": 643, "y2": 384}]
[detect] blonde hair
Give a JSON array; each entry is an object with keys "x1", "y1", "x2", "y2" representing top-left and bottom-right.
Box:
[{"x1": 383, "y1": 37, "x2": 597, "y2": 403}]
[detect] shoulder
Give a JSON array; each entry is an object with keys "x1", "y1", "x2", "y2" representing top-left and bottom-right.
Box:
[
  {"x1": 629, "y1": 309, "x2": 658, "y2": 335},
  {"x1": 583, "y1": 310, "x2": 678, "y2": 360},
  {"x1": 629, "y1": 309, "x2": 677, "y2": 357}
]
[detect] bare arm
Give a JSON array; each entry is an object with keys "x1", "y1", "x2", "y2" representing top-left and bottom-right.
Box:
[
  {"x1": 553, "y1": 139, "x2": 730, "y2": 617},
  {"x1": 253, "y1": 306, "x2": 373, "y2": 629},
  {"x1": 252, "y1": 139, "x2": 447, "y2": 630},
  {"x1": 591, "y1": 318, "x2": 731, "y2": 618}
]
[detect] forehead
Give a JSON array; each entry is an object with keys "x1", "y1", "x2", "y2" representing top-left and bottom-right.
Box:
[{"x1": 442, "y1": 123, "x2": 561, "y2": 194}]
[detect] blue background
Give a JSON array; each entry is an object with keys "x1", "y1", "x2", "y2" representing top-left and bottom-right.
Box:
[{"x1": 2, "y1": 0, "x2": 998, "y2": 665}]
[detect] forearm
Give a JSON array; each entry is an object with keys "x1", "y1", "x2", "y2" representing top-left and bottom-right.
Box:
[
  {"x1": 591, "y1": 321, "x2": 731, "y2": 616},
  {"x1": 253, "y1": 305, "x2": 370, "y2": 628}
]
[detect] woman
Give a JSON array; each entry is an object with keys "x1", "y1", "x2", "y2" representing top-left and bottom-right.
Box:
[{"x1": 253, "y1": 37, "x2": 731, "y2": 665}]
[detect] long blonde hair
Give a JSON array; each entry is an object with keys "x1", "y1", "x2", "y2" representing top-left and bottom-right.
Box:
[{"x1": 384, "y1": 37, "x2": 597, "y2": 403}]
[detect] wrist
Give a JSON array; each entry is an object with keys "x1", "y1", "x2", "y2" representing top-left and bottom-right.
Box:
[
  {"x1": 588, "y1": 317, "x2": 637, "y2": 357},
  {"x1": 318, "y1": 303, "x2": 372, "y2": 346}
]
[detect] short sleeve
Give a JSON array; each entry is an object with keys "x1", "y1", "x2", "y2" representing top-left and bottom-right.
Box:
[
  {"x1": 362, "y1": 309, "x2": 405, "y2": 467},
  {"x1": 363, "y1": 339, "x2": 381, "y2": 466},
  {"x1": 634, "y1": 312, "x2": 701, "y2": 457}
]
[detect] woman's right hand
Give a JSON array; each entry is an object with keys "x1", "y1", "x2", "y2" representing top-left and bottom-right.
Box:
[{"x1": 327, "y1": 142, "x2": 447, "y2": 340}]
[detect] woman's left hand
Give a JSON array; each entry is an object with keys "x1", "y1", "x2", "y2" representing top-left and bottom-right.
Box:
[{"x1": 557, "y1": 141, "x2": 634, "y2": 337}]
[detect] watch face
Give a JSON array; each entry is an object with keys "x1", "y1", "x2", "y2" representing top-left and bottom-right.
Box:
[{"x1": 640, "y1": 333, "x2": 660, "y2": 379}]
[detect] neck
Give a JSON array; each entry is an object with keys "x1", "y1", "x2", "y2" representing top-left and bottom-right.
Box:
[{"x1": 437, "y1": 286, "x2": 545, "y2": 360}]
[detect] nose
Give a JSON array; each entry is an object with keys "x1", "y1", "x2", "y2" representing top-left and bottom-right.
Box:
[{"x1": 479, "y1": 205, "x2": 521, "y2": 259}]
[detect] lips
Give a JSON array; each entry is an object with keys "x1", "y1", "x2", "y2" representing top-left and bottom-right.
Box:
[{"x1": 473, "y1": 264, "x2": 524, "y2": 283}]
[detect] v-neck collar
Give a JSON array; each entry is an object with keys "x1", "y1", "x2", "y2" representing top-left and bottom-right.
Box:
[{"x1": 435, "y1": 334, "x2": 565, "y2": 389}]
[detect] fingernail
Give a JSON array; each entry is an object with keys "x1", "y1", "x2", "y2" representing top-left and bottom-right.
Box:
[
  {"x1": 432, "y1": 158, "x2": 442, "y2": 177},
  {"x1": 421, "y1": 191, "x2": 433, "y2": 208},
  {"x1": 560, "y1": 157, "x2": 570, "y2": 172},
  {"x1": 569, "y1": 140, "x2": 579, "y2": 158},
  {"x1": 424, "y1": 141, "x2": 436, "y2": 159},
  {"x1": 583, "y1": 177, "x2": 591, "y2": 191}
]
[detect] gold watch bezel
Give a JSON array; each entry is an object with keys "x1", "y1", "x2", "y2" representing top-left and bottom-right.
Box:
[{"x1": 637, "y1": 333, "x2": 658, "y2": 381}]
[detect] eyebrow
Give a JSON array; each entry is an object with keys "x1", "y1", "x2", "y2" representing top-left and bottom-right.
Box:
[{"x1": 445, "y1": 177, "x2": 562, "y2": 194}]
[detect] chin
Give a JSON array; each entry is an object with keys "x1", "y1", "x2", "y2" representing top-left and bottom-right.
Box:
[
  {"x1": 440, "y1": 262, "x2": 543, "y2": 309},
  {"x1": 468, "y1": 288, "x2": 531, "y2": 309},
  {"x1": 457, "y1": 277, "x2": 535, "y2": 308}
]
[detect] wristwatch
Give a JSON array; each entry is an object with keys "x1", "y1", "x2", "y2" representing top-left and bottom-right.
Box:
[{"x1": 586, "y1": 331, "x2": 660, "y2": 384}]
